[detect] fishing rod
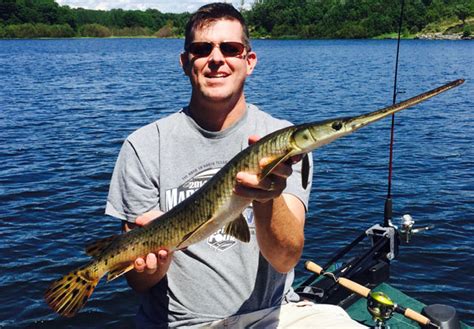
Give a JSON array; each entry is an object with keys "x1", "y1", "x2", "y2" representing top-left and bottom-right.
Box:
[
  {"x1": 384, "y1": 0, "x2": 405, "y2": 227},
  {"x1": 305, "y1": 261, "x2": 439, "y2": 328}
]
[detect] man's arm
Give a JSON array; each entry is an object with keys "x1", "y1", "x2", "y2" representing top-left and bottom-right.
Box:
[
  {"x1": 234, "y1": 136, "x2": 306, "y2": 273},
  {"x1": 234, "y1": 169, "x2": 305, "y2": 273},
  {"x1": 253, "y1": 194, "x2": 305, "y2": 273},
  {"x1": 122, "y1": 210, "x2": 173, "y2": 293}
]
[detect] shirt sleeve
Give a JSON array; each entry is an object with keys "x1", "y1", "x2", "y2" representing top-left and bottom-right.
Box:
[{"x1": 105, "y1": 137, "x2": 160, "y2": 223}]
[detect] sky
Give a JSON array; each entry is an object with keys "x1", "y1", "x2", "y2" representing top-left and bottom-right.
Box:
[{"x1": 55, "y1": 1, "x2": 255, "y2": 13}]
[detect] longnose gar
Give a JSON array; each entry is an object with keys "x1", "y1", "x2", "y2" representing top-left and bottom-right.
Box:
[{"x1": 45, "y1": 79, "x2": 463, "y2": 317}]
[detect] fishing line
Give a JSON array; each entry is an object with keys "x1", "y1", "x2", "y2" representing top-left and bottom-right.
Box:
[{"x1": 384, "y1": 0, "x2": 405, "y2": 227}]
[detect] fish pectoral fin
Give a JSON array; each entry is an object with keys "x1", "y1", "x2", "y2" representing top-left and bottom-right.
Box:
[
  {"x1": 106, "y1": 262, "x2": 134, "y2": 282},
  {"x1": 301, "y1": 154, "x2": 310, "y2": 189},
  {"x1": 176, "y1": 220, "x2": 208, "y2": 249},
  {"x1": 224, "y1": 214, "x2": 250, "y2": 243},
  {"x1": 260, "y1": 154, "x2": 291, "y2": 180},
  {"x1": 260, "y1": 148, "x2": 303, "y2": 180},
  {"x1": 85, "y1": 235, "x2": 119, "y2": 258}
]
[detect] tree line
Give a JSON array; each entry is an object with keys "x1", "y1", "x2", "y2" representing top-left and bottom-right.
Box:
[
  {"x1": 0, "y1": 0, "x2": 189, "y2": 38},
  {"x1": 0, "y1": 0, "x2": 472, "y2": 39},
  {"x1": 247, "y1": 0, "x2": 473, "y2": 38}
]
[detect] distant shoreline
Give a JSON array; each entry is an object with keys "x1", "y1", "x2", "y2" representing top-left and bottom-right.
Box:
[
  {"x1": 415, "y1": 33, "x2": 473, "y2": 40},
  {"x1": 1, "y1": 35, "x2": 472, "y2": 40}
]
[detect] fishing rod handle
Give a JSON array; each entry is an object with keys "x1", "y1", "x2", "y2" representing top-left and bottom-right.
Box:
[
  {"x1": 338, "y1": 277, "x2": 370, "y2": 298},
  {"x1": 304, "y1": 260, "x2": 323, "y2": 275},
  {"x1": 403, "y1": 307, "x2": 432, "y2": 326},
  {"x1": 305, "y1": 261, "x2": 370, "y2": 297}
]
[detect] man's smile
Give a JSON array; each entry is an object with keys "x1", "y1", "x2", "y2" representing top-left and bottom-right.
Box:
[{"x1": 205, "y1": 72, "x2": 230, "y2": 79}]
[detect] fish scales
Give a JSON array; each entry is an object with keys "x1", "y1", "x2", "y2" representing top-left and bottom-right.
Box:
[{"x1": 44, "y1": 79, "x2": 463, "y2": 317}]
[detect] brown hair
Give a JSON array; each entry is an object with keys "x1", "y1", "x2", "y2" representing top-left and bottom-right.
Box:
[{"x1": 184, "y1": 2, "x2": 251, "y2": 51}]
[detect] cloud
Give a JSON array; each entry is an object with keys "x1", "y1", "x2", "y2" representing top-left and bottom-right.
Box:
[{"x1": 56, "y1": 0, "x2": 254, "y2": 13}]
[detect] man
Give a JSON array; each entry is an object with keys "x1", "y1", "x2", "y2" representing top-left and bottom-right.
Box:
[{"x1": 106, "y1": 3, "x2": 365, "y2": 328}]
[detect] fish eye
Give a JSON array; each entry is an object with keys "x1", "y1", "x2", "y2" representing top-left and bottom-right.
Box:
[{"x1": 332, "y1": 121, "x2": 342, "y2": 131}]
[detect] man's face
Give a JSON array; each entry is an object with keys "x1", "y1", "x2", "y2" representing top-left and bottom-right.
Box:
[{"x1": 181, "y1": 19, "x2": 257, "y2": 106}]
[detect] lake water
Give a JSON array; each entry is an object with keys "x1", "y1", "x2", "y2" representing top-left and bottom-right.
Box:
[{"x1": 0, "y1": 38, "x2": 472, "y2": 327}]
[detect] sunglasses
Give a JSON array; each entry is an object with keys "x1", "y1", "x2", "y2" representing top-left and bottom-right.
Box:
[{"x1": 186, "y1": 41, "x2": 247, "y2": 58}]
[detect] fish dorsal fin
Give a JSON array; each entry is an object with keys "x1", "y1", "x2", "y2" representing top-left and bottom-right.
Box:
[
  {"x1": 106, "y1": 262, "x2": 135, "y2": 282},
  {"x1": 224, "y1": 214, "x2": 250, "y2": 243},
  {"x1": 301, "y1": 154, "x2": 310, "y2": 189},
  {"x1": 85, "y1": 235, "x2": 118, "y2": 258}
]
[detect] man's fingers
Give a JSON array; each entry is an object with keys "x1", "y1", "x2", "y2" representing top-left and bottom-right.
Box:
[
  {"x1": 145, "y1": 253, "x2": 158, "y2": 274},
  {"x1": 290, "y1": 154, "x2": 303, "y2": 164},
  {"x1": 235, "y1": 172, "x2": 287, "y2": 204},
  {"x1": 236, "y1": 172, "x2": 287, "y2": 191},
  {"x1": 134, "y1": 253, "x2": 158, "y2": 274},
  {"x1": 247, "y1": 135, "x2": 260, "y2": 145},
  {"x1": 135, "y1": 210, "x2": 164, "y2": 226},
  {"x1": 235, "y1": 184, "x2": 280, "y2": 199},
  {"x1": 157, "y1": 249, "x2": 169, "y2": 265},
  {"x1": 134, "y1": 257, "x2": 147, "y2": 272},
  {"x1": 236, "y1": 171, "x2": 260, "y2": 186}
]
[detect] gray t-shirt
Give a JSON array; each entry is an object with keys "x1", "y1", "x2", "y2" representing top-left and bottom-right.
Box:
[{"x1": 106, "y1": 104, "x2": 313, "y2": 328}]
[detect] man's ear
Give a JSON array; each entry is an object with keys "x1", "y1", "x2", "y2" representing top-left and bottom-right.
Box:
[
  {"x1": 246, "y1": 51, "x2": 257, "y2": 76},
  {"x1": 180, "y1": 52, "x2": 190, "y2": 76}
]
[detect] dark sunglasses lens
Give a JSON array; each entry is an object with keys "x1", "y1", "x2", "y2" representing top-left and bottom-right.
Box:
[
  {"x1": 189, "y1": 42, "x2": 213, "y2": 57},
  {"x1": 220, "y1": 42, "x2": 245, "y2": 56}
]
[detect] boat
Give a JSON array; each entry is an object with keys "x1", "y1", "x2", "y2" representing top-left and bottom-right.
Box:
[{"x1": 295, "y1": 214, "x2": 472, "y2": 328}]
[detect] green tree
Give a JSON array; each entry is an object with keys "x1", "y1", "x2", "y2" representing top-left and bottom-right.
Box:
[
  {"x1": 79, "y1": 23, "x2": 111, "y2": 37},
  {"x1": 3, "y1": 23, "x2": 37, "y2": 37},
  {"x1": 462, "y1": 24, "x2": 471, "y2": 37},
  {"x1": 145, "y1": 8, "x2": 166, "y2": 30},
  {"x1": 0, "y1": 0, "x2": 20, "y2": 24},
  {"x1": 455, "y1": 3, "x2": 471, "y2": 24}
]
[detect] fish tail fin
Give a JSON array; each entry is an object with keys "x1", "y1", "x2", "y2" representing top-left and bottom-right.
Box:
[{"x1": 44, "y1": 265, "x2": 100, "y2": 317}]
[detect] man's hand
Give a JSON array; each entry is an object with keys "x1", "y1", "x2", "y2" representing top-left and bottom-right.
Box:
[
  {"x1": 122, "y1": 210, "x2": 173, "y2": 292},
  {"x1": 233, "y1": 135, "x2": 301, "y2": 203}
]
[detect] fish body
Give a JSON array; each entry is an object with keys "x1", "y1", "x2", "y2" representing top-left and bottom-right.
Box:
[{"x1": 45, "y1": 79, "x2": 464, "y2": 317}]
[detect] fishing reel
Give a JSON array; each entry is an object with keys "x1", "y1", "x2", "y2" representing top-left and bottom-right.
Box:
[
  {"x1": 396, "y1": 214, "x2": 435, "y2": 243},
  {"x1": 367, "y1": 291, "x2": 395, "y2": 328}
]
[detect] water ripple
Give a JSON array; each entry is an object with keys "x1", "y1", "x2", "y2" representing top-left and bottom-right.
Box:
[{"x1": 0, "y1": 38, "x2": 473, "y2": 327}]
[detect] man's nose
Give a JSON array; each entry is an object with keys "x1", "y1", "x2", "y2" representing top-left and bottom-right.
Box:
[{"x1": 208, "y1": 45, "x2": 225, "y2": 64}]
